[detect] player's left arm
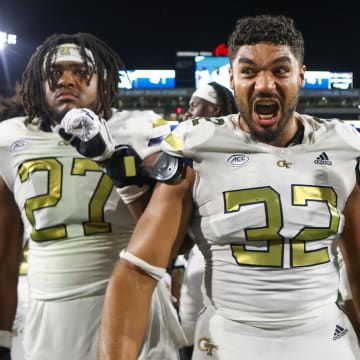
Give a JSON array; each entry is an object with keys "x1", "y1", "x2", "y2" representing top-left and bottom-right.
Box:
[
  {"x1": 341, "y1": 180, "x2": 360, "y2": 327},
  {"x1": 98, "y1": 165, "x2": 195, "y2": 360},
  {"x1": 0, "y1": 177, "x2": 23, "y2": 359}
]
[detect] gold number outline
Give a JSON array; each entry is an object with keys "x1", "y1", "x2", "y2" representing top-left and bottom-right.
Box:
[
  {"x1": 19, "y1": 157, "x2": 113, "y2": 242},
  {"x1": 226, "y1": 185, "x2": 340, "y2": 268}
]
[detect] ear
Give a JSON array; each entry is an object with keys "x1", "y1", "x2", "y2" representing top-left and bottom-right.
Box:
[
  {"x1": 213, "y1": 104, "x2": 222, "y2": 116},
  {"x1": 299, "y1": 64, "x2": 306, "y2": 89},
  {"x1": 229, "y1": 66, "x2": 234, "y2": 90}
]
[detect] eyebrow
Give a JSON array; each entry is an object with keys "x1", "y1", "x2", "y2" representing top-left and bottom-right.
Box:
[
  {"x1": 237, "y1": 55, "x2": 292, "y2": 66},
  {"x1": 50, "y1": 62, "x2": 88, "y2": 69}
]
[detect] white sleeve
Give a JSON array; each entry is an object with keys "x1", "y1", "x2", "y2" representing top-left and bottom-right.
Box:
[
  {"x1": 338, "y1": 250, "x2": 352, "y2": 301},
  {"x1": 179, "y1": 245, "x2": 206, "y2": 344}
]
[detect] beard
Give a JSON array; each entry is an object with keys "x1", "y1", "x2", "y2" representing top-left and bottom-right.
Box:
[
  {"x1": 237, "y1": 92, "x2": 299, "y2": 144},
  {"x1": 38, "y1": 104, "x2": 69, "y2": 132},
  {"x1": 41, "y1": 99, "x2": 101, "y2": 132}
]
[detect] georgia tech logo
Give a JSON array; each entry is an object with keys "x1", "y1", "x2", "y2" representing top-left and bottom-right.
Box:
[
  {"x1": 197, "y1": 337, "x2": 218, "y2": 356},
  {"x1": 57, "y1": 140, "x2": 71, "y2": 146},
  {"x1": 277, "y1": 160, "x2": 292, "y2": 168}
]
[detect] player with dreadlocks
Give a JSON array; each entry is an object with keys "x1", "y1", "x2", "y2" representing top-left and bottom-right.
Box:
[
  {"x1": 0, "y1": 32, "x2": 186, "y2": 360},
  {"x1": 22, "y1": 32, "x2": 121, "y2": 131}
]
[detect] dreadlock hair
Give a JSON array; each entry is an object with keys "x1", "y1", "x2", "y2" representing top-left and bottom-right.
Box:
[
  {"x1": 207, "y1": 82, "x2": 238, "y2": 115},
  {"x1": 21, "y1": 32, "x2": 126, "y2": 131},
  {"x1": 227, "y1": 14, "x2": 304, "y2": 67}
]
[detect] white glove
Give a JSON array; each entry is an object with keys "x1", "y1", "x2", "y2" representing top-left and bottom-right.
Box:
[
  {"x1": 59, "y1": 108, "x2": 101, "y2": 141},
  {"x1": 55, "y1": 108, "x2": 116, "y2": 161}
]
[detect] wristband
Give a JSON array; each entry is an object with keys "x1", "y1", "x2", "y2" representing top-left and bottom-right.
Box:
[
  {"x1": 116, "y1": 184, "x2": 151, "y2": 205},
  {"x1": 0, "y1": 330, "x2": 11, "y2": 349}
]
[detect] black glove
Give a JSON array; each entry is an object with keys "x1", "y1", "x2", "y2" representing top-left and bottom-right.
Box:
[
  {"x1": 99, "y1": 145, "x2": 155, "y2": 188},
  {"x1": 0, "y1": 346, "x2": 10, "y2": 360},
  {"x1": 56, "y1": 108, "x2": 115, "y2": 161},
  {"x1": 58, "y1": 128, "x2": 107, "y2": 159}
]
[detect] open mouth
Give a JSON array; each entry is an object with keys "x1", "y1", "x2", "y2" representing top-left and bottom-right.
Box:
[{"x1": 254, "y1": 100, "x2": 279, "y2": 125}]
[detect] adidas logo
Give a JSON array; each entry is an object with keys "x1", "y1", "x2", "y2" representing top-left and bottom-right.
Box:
[
  {"x1": 314, "y1": 152, "x2": 332, "y2": 165},
  {"x1": 332, "y1": 324, "x2": 348, "y2": 340}
]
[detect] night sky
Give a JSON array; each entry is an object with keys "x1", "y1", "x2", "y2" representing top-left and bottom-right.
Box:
[{"x1": 1, "y1": 0, "x2": 359, "y2": 92}]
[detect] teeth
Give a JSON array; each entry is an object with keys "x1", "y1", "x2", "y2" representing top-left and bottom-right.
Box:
[
  {"x1": 259, "y1": 114, "x2": 274, "y2": 119},
  {"x1": 257, "y1": 101, "x2": 275, "y2": 105}
]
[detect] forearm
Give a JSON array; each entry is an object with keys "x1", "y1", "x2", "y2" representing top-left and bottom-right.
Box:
[
  {"x1": 346, "y1": 267, "x2": 360, "y2": 323},
  {"x1": 0, "y1": 179, "x2": 22, "y2": 333},
  {"x1": 0, "y1": 270, "x2": 18, "y2": 331},
  {"x1": 344, "y1": 299, "x2": 360, "y2": 342},
  {"x1": 98, "y1": 260, "x2": 157, "y2": 360},
  {"x1": 120, "y1": 187, "x2": 152, "y2": 220},
  {"x1": 0, "y1": 267, "x2": 18, "y2": 357}
]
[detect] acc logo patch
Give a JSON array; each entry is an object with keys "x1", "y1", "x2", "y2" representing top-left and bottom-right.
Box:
[
  {"x1": 10, "y1": 139, "x2": 29, "y2": 152},
  {"x1": 226, "y1": 153, "x2": 249, "y2": 167}
]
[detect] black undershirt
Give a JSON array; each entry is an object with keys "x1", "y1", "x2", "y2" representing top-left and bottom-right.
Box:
[{"x1": 285, "y1": 124, "x2": 304, "y2": 146}]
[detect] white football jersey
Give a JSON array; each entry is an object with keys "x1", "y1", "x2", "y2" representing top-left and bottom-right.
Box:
[
  {"x1": 107, "y1": 109, "x2": 178, "y2": 159},
  {"x1": 161, "y1": 113, "x2": 360, "y2": 328},
  {"x1": 0, "y1": 110, "x2": 172, "y2": 301}
]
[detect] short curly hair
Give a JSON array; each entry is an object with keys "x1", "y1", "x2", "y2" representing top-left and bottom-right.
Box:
[{"x1": 228, "y1": 14, "x2": 304, "y2": 66}]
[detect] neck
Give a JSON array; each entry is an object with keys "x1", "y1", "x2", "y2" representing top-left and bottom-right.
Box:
[{"x1": 238, "y1": 113, "x2": 301, "y2": 147}]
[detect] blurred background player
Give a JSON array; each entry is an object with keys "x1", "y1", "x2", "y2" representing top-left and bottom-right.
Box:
[
  {"x1": 185, "y1": 81, "x2": 237, "y2": 119},
  {"x1": 0, "y1": 32, "x2": 185, "y2": 360}
]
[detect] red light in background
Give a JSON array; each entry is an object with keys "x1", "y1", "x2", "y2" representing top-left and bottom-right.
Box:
[
  {"x1": 176, "y1": 106, "x2": 183, "y2": 114},
  {"x1": 214, "y1": 43, "x2": 228, "y2": 57}
]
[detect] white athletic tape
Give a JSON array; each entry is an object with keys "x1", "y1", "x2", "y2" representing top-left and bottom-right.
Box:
[
  {"x1": 0, "y1": 330, "x2": 12, "y2": 348},
  {"x1": 116, "y1": 184, "x2": 151, "y2": 204},
  {"x1": 120, "y1": 250, "x2": 166, "y2": 281}
]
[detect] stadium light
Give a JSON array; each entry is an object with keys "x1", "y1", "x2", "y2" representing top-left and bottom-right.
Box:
[{"x1": 0, "y1": 31, "x2": 17, "y2": 49}]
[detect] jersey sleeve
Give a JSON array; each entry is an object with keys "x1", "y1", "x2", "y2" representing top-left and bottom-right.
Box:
[
  {"x1": 0, "y1": 117, "x2": 26, "y2": 191},
  {"x1": 108, "y1": 110, "x2": 178, "y2": 159},
  {"x1": 338, "y1": 250, "x2": 352, "y2": 301},
  {"x1": 160, "y1": 117, "x2": 219, "y2": 159}
]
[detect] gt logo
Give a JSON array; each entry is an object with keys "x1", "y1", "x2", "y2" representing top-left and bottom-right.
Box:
[
  {"x1": 197, "y1": 337, "x2": 218, "y2": 356},
  {"x1": 277, "y1": 160, "x2": 292, "y2": 168}
]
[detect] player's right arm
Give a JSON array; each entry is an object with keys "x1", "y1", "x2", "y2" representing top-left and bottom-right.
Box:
[
  {"x1": 0, "y1": 176, "x2": 23, "y2": 356},
  {"x1": 341, "y1": 180, "x2": 360, "y2": 330},
  {"x1": 98, "y1": 165, "x2": 195, "y2": 360}
]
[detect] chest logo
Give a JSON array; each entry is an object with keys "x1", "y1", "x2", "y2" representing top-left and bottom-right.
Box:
[
  {"x1": 10, "y1": 139, "x2": 29, "y2": 152},
  {"x1": 197, "y1": 337, "x2": 218, "y2": 356},
  {"x1": 314, "y1": 152, "x2": 332, "y2": 165},
  {"x1": 226, "y1": 153, "x2": 249, "y2": 167},
  {"x1": 277, "y1": 160, "x2": 293, "y2": 168}
]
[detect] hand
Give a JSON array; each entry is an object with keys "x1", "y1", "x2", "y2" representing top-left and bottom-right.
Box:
[
  {"x1": 59, "y1": 108, "x2": 101, "y2": 142},
  {"x1": 55, "y1": 108, "x2": 116, "y2": 161},
  {"x1": 99, "y1": 145, "x2": 156, "y2": 188}
]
